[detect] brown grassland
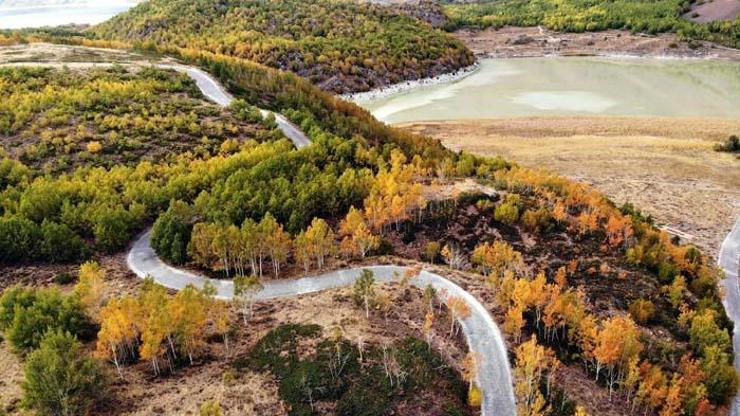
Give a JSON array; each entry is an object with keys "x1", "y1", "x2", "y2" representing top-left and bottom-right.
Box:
[{"x1": 401, "y1": 116, "x2": 740, "y2": 255}]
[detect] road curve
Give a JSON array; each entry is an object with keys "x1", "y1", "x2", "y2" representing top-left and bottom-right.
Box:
[
  {"x1": 0, "y1": 61, "x2": 311, "y2": 149},
  {"x1": 719, "y1": 218, "x2": 740, "y2": 416},
  {"x1": 127, "y1": 229, "x2": 516, "y2": 415}
]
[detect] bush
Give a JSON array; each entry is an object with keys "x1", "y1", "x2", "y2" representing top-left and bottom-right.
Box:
[
  {"x1": 41, "y1": 220, "x2": 88, "y2": 263},
  {"x1": 199, "y1": 400, "x2": 222, "y2": 416},
  {"x1": 0, "y1": 217, "x2": 41, "y2": 263},
  {"x1": 628, "y1": 299, "x2": 656, "y2": 324},
  {"x1": 53, "y1": 272, "x2": 75, "y2": 285},
  {"x1": 0, "y1": 286, "x2": 92, "y2": 352},
  {"x1": 423, "y1": 241, "x2": 442, "y2": 264},
  {"x1": 22, "y1": 330, "x2": 106, "y2": 416},
  {"x1": 714, "y1": 135, "x2": 739, "y2": 153}
]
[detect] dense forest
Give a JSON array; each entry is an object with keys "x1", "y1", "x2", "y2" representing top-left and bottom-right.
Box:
[
  {"x1": 443, "y1": 0, "x2": 740, "y2": 48},
  {"x1": 91, "y1": 0, "x2": 475, "y2": 93}
]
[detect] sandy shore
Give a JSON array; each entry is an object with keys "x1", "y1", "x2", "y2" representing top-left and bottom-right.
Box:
[
  {"x1": 340, "y1": 61, "x2": 479, "y2": 102},
  {"x1": 454, "y1": 26, "x2": 740, "y2": 61},
  {"x1": 400, "y1": 116, "x2": 740, "y2": 257}
]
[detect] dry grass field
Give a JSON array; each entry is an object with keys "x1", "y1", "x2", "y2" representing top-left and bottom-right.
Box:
[{"x1": 401, "y1": 116, "x2": 740, "y2": 256}]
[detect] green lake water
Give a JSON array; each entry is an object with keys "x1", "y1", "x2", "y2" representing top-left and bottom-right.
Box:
[{"x1": 355, "y1": 57, "x2": 740, "y2": 122}]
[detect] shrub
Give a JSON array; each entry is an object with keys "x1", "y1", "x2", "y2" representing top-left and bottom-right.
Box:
[
  {"x1": 714, "y1": 135, "x2": 739, "y2": 153},
  {"x1": 423, "y1": 241, "x2": 442, "y2": 264},
  {"x1": 628, "y1": 299, "x2": 656, "y2": 324},
  {"x1": 0, "y1": 217, "x2": 41, "y2": 263},
  {"x1": 199, "y1": 400, "x2": 222, "y2": 416},
  {"x1": 86, "y1": 141, "x2": 103, "y2": 154},
  {"x1": 0, "y1": 286, "x2": 92, "y2": 352},
  {"x1": 22, "y1": 330, "x2": 106, "y2": 416},
  {"x1": 41, "y1": 220, "x2": 87, "y2": 263},
  {"x1": 53, "y1": 272, "x2": 74, "y2": 285}
]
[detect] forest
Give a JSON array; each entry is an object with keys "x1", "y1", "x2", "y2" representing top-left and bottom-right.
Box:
[
  {"x1": 0, "y1": 66, "x2": 279, "y2": 174},
  {"x1": 0, "y1": 20, "x2": 737, "y2": 416},
  {"x1": 91, "y1": 0, "x2": 475, "y2": 93},
  {"x1": 442, "y1": 0, "x2": 740, "y2": 48}
]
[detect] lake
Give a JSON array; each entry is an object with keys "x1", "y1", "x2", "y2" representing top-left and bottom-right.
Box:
[
  {"x1": 0, "y1": 2, "x2": 135, "y2": 29},
  {"x1": 355, "y1": 57, "x2": 740, "y2": 123}
]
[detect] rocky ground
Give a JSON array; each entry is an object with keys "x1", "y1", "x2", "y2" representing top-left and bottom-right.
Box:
[{"x1": 454, "y1": 26, "x2": 740, "y2": 61}]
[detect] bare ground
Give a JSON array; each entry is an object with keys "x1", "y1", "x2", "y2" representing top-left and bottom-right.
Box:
[
  {"x1": 454, "y1": 26, "x2": 740, "y2": 61},
  {"x1": 400, "y1": 116, "x2": 740, "y2": 256},
  {"x1": 685, "y1": 0, "x2": 740, "y2": 23}
]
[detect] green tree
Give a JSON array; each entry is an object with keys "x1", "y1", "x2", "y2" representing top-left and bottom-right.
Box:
[
  {"x1": 40, "y1": 220, "x2": 87, "y2": 263},
  {"x1": 22, "y1": 330, "x2": 106, "y2": 416},
  {"x1": 151, "y1": 200, "x2": 194, "y2": 265},
  {"x1": 353, "y1": 269, "x2": 376, "y2": 319}
]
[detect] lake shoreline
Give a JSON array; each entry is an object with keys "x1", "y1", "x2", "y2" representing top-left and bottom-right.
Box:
[{"x1": 339, "y1": 61, "x2": 480, "y2": 102}]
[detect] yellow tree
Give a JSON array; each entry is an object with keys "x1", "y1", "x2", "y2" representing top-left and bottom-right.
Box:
[
  {"x1": 294, "y1": 230, "x2": 313, "y2": 274},
  {"x1": 75, "y1": 260, "x2": 105, "y2": 319},
  {"x1": 471, "y1": 241, "x2": 524, "y2": 286},
  {"x1": 462, "y1": 351, "x2": 481, "y2": 407},
  {"x1": 169, "y1": 285, "x2": 209, "y2": 365},
  {"x1": 262, "y1": 214, "x2": 292, "y2": 278},
  {"x1": 593, "y1": 316, "x2": 643, "y2": 397},
  {"x1": 447, "y1": 297, "x2": 471, "y2": 337},
  {"x1": 304, "y1": 218, "x2": 335, "y2": 269},
  {"x1": 339, "y1": 206, "x2": 379, "y2": 259},
  {"x1": 96, "y1": 296, "x2": 141, "y2": 378},
  {"x1": 514, "y1": 336, "x2": 553, "y2": 416}
]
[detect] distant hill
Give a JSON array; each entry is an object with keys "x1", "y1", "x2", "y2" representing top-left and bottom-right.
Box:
[
  {"x1": 0, "y1": 0, "x2": 140, "y2": 8},
  {"x1": 91, "y1": 0, "x2": 474, "y2": 93}
]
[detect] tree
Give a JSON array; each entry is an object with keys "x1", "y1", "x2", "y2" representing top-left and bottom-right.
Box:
[
  {"x1": 261, "y1": 213, "x2": 292, "y2": 277},
  {"x1": 471, "y1": 240, "x2": 524, "y2": 285},
  {"x1": 96, "y1": 296, "x2": 141, "y2": 379},
  {"x1": 441, "y1": 243, "x2": 467, "y2": 270},
  {"x1": 304, "y1": 218, "x2": 335, "y2": 270},
  {"x1": 75, "y1": 261, "x2": 106, "y2": 319},
  {"x1": 151, "y1": 200, "x2": 193, "y2": 265},
  {"x1": 294, "y1": 230, "x2": 313, "y2": 274},
  {"x1": 339, "y1": 206, "x2": 379, "y2": 259},
  {"x1": 514, "y1": 336, "x2": 553, "y2": 416},
  {"x1": 353, "y1": 269, "x2": 375, "y2": 318},
  {"x1": 23, "y1": 330, "x2": 106, "y2": 416},
  {"x1": 447, "y1": 296, "x2": 471, "y2": 337},
  {"x1": 233, "y1": 275, "x2": 262, "y2": 325},
  {"x1": 593, "y1": 316, "x2": 643, "y2": 397}
]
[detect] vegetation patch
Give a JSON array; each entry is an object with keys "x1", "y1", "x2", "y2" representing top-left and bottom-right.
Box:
[
  {"x1": 235, "y1": 324, "x2": 471, "y2": 416},
  {"x1": 91, "y1": 0, "x2": 474, "y2": 93}
]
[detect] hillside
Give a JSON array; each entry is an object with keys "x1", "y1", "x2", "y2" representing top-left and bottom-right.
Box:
[
  {"x1": 91, "y1": 0, "x2": 474, "y2": 93},
  {"x1": 0, "y1": 33, "x2": 737, "y2": 416}
]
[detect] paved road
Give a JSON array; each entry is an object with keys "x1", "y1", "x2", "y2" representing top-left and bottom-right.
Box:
[
  {"x1": 166, "y1": 65, "x2": 311, "y2": 148},
  {"x1": 128, "y1": 229, "x2": 517, "y2": 415},
  {"x1": 719, "y1": 218, "x2": 740, "y2": 416},
  {"x1": 0, "y1": 61, "x2": 311, "y2": 149}
]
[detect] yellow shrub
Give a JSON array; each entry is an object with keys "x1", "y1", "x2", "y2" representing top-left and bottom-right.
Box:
[{"x1": 86, "y1": 141, "x2": 103, "y2": 154}]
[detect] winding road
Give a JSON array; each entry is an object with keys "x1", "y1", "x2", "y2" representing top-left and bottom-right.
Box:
[
  {"x1": 127, "y1": 230, "x2": 516, "y2": 415},
  {"x1": 3, "y1": 50, "x2": 516, "y2": 414},
  {"x1": 719, "y1": 218, "x2": 740, "y2": 416}
]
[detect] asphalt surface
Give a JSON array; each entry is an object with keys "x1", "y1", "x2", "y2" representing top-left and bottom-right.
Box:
[
  {"x1": 127, "y1": 229, "x2": 517, "y2": 415},
  {"x1": 719, "y1": 218, "x2": 740, "y2": 416}
]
